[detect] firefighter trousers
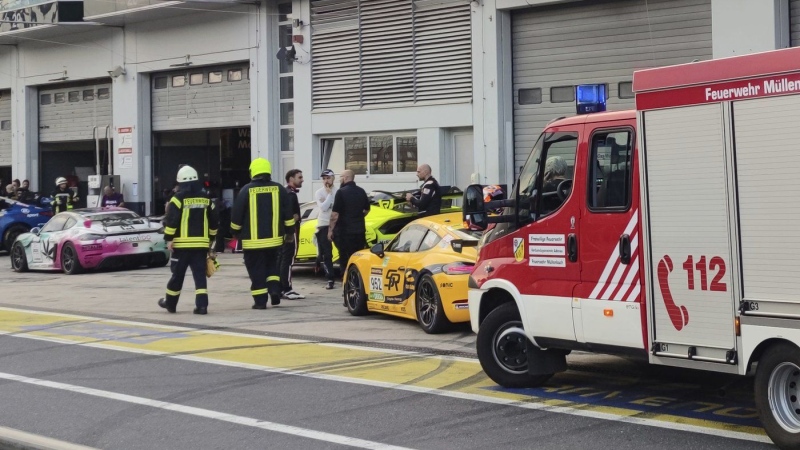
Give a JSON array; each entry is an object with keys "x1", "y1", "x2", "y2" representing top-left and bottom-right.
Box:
[
  {"x1": 243, "y1": 248, "x2": 282, "y2": 306},
  {"x1": 164, "y1": 249, "x2": 208, "y2": 309}
]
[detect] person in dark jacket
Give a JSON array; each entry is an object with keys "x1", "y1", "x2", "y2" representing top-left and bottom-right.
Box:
[
  {"x1": 405, "y1": 164, "x2": 441, "y2": 217},
  {"x1": 279, "y1": 169, "x2": 305, "y2": 300},
  {"x1": 158, "y1": 165, "x2": 219, "y2": 315},
  {"x1": 328, "y1": 169, "x2": 370, "y2": 307},
  {"x1": 231, "y1": 158, "x2": 295, "y2": 309}
]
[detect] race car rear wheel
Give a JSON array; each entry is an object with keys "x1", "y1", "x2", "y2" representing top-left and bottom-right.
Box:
[
  {"x1": 345, "y1": 265, "x2": 368, "y2": 316},
  {"x1": 416, "y1": 274, "x2": 451, "y2": 334},
  {"x1": 61, "y1": 243, "x2": 84, "y2": 275},
  {"x1": 10, "y1": 242, "x2": 28, "y2": 272},
  {"x1": 3, "y1": 224, "x2": 30, "y2": 252}
]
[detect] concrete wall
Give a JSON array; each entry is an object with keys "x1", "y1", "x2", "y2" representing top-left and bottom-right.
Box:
[{"x1": 712, "y1": 0, "x2": 790, "y2": 57}]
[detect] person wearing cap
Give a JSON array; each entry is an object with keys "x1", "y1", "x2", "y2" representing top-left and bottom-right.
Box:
[
  {"x1": 158, "y1": 165, "x2": 219, "y2": 315},
  {"x1": 51, "y1": 177, "x2": 79, "y2": 214},
  {"x1": 231, "y1": 158, "x2": 295, "y2": 309},
  {"x1": 315, "y1": 169, "x2": 337, "y2": 290}
]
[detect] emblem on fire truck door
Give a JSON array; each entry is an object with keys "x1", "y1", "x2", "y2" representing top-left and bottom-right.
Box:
[
  {"x1": 657, "y1": 255, "x2": 690, "y2": 331},
  {"x1": 513, "y1": 238, "x2": 524, "y2": 262}
]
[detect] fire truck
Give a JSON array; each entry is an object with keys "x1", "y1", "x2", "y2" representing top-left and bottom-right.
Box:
[{"x1": 463, "y1": 46, "x2": 800, "y2": 449}]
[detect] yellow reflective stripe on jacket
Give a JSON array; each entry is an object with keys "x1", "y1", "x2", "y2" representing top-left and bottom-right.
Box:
[
  {"x1": 181, "y1": 207, "x2": 190, "y2": 239},
  {"x1": 209, "y1": 229, "x2": 218, "y2": 237},
  {"x1": 284, "y1": 218, "x2": 295, "y2": 227},
  {"x1": 251, "y1": 288, "x2": 268, "y2": 296},
  {"x1": 230, "y1": 222, "x2": 242, "y2": 231},
  {"x1": 267, "y1": 275, "x2": 280, "y2": 282},
  {"x1": 170, "y1": 197, "x2": 181, "y2": 208},
  {"x1": 272, "y1": 190, "x2": 279, "y2": 239},
  {"x1": 249, "y1": 189, "x2": 258, "y2": 240},
  {"x1": 164, "y1": 226, "x2": 177, "y2": 236},
  {"x1": 241, "y1": 236, "x2": 284, "y2": 249}
]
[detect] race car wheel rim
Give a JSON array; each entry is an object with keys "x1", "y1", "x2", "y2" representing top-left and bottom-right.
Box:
[
  {"x1": 63, "y1": 246, "x2": 76, "y2": 273},
  {"x1": 417, "y1": 279, "x2": 437, "y2": 327},
  {"x1": 492, "y1": 322, "x2": 528, "y2": 374},
  {"x1": 768, "y1": 361, "x2": 800, "y2": 432},
  {"x1": 11, "y1": 244, "x2": 24, "y2": 269},
  {"x1": 346, "y1": 269, "x2": 362, "y2": 309}
]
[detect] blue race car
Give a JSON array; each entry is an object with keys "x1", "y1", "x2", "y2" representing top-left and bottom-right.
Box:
[{"x1": 0, "y1": 196, "x2": 54, "y2": 252}]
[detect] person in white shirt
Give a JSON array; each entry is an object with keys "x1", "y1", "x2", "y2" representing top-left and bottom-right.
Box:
[{"x1": 315, "y1": 169, "x2": 337, "y2": 289}]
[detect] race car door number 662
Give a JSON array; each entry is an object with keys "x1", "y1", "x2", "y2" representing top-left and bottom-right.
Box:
[{"x1": 370, "y1": 274, "x2": 382, "y2": 291}]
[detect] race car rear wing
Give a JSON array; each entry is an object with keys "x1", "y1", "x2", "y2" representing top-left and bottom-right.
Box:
[{"x1": 369, "y1": 186, "x2": 463, "y2": 210}]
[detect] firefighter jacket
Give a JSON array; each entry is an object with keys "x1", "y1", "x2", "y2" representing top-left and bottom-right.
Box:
[
  {"x1": 51, "y1": 187, "x2": 79, "y2": 214},
  {"x1": 230, "y1": 177, "x2": 295, "y2": 250},
  {"x1": 163, "y1": 190, "x2": 219, "y2": 249}
]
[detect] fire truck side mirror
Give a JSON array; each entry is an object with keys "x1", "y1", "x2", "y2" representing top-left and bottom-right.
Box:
[{"x1": 463, "y1": 184, "x2": 488, "y2": 231}]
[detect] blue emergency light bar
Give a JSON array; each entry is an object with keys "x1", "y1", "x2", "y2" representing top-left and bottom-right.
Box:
[{"x1": 576, "y1": 84, "x2": 607, "y2": 115}]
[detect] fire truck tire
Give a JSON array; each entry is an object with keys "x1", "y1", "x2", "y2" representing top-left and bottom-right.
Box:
[
  {"x1": 477, "y1": 303, "x2": 553, "y2": 388},
  {"x1": 345, "y1": 265, "x2": 369, "y2": 316},
  {"x1": 755, "y1": 342, "x2": 800, "y2": 450}
]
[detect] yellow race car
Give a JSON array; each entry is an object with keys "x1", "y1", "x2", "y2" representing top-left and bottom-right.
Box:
[
  {"x1": 296, "y1": 187, "x2": 462, "y2": 266},
  {"x1": 343, "y1": 212, "x2": 480, "y2": 334}
]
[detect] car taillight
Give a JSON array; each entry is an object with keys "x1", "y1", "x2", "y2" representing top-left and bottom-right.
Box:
[
  {"x1": 443, "y1": 262, "x2": 474, "y2": 275},
  {"x1": 82, "y1": 234, "x2": 105, "y2": 241}
]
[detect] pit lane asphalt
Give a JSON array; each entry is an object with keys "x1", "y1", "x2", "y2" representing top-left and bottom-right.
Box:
[{"x1": 0, "y1": 253, "x2": 776, "y2": 448}]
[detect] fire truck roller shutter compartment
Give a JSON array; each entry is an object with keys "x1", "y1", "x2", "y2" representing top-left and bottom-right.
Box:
[
  {"x1": 0, "y1": 89, "x2": 10, "y2": 170},
  {"x1": 150, "y1": 64, "x2": 252, "y2": 215},
  {"x1": 38, "y1": 81, "x2": 114, "y2": 208},
  {"x1": 733, "y1": 94, "x2": 800, "y2": 316},
  {"x1": 791, "y1": 0, "x2": 800, "y2": 47},
  {"x1": 642, "y1": 104, "x2": 737, "y2": 363},
  {"x1": 510, "y1": 0, "x2": 712, "y2": 175}
]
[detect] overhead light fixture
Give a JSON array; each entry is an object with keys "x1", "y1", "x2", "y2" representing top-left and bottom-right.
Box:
[
  {"x1": 108, "y1": 65, "x2": 126, "y2": 78},
  {"x1": 170, "y1": 54, "x2": 192, "y2": 68},
  {"x1": 48, "y1": 70, "x2": 68, "y2": 82}
]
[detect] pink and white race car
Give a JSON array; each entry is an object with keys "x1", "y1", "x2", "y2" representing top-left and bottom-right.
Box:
[{"x1": 10, "y1": 208, "x2": 169, "y2": 275}]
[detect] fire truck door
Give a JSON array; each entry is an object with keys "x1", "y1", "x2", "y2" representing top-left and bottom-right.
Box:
[
  {"x1": 643, "y1": 104, "x2": 737, "y2": 364},
  {"x1": 573, "y1": 127, "x2": 645, "y2": 349}
]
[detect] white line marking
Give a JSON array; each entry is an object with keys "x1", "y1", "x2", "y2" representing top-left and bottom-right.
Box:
[
  {"x1": 0, "y1": 371, "x2": 415, "y2": 450},
  {"x1": 0, "y1": 328, "x2": 771, "y2": 445}
]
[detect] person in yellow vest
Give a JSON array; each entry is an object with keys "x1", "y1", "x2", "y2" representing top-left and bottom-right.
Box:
[
  {"x1": 231, "y1": 158, "x2": 295, "y2": 309},
  {"x1": 158, "y1": 165, "x2": 219, "y2": 315},
  {"x1": 51, "y1": 177, "x2": 78, "y2": 214}
]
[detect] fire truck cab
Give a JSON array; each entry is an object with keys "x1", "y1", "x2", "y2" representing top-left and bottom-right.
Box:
[{"x1": 464, "y1": 46, "x2": 800, "y2": 449}]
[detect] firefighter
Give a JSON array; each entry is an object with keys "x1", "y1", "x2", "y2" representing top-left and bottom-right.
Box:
[
  {"x1": 231, "y1": 158, "x2": 294, "y2": 309},
  {"x1": 51, "y1": 177, "x2": 79, "y2": 214},
  {"x1": 158, "y1": 165, "x2": 219, "y2": 315}
]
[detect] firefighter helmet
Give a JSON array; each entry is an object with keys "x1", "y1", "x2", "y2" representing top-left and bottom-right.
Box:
[
  {"x1": 55, "y1": 177, "x2": 67, "y2": 186},
  {"x1": 249, "y1": 158, "x2": 272, "y2": 178},
  {"x1": 176, "y1": 165, "x2": 199, "y2": 182}
]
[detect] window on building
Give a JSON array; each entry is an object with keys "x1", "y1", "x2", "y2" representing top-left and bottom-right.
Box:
[
  {"x1": 208, "y1": 72, "x2": 222, "y2": 84},
  {"x1": 519, "y1": 88, "x2": 542, "y2": 105},
  {"x1": 344, "y1": 137, "x2": 367, "y2": 174},
  {"x1": 370, "y1": 135, "x2": 393, "y2": 175},
  {"x1": 396, "y1": 136, "x2": 417, "y2": 172},
  {"x1": 97, "y1": 88, "x2": 110, "y2": 100},
  {"x1": 280, "y1": 78, "x2": 293, "y2": 100},
  {"x1": 550, "y1": 86, "x2": 575, "y2": 103},
  {"x1": 54, "y1": 93, "x2": 65, "y2": 104},
  {"x1": 321, "y1": 138, "x2": 345, "y2": 174},
  {"x1": 280, "y1": 129, "x2": 294, "y2": 152},
  {"x1": 618, "y1": 81, "x2": 634, "y2": 99},
  {"x1": 154, "y1": 77, "x2": 168, "y2": 89},
  {"x1": 280, "y1": 103, "x2": 294, "y2": 126},
  {"x1": 68, "y1": 91, "x2": 80, "y2": 102},
  {"x1": 278, "y1": 3, "x2": 294, "y2": 155},
  {"x1": 588, "y1": 129, "x2": 634, "y2": 210},
  {"x1": 228, "y1": 69, "x2": 243, "y2": 82},
  {"x1": 40, "y1": 94, "x2": 51, "y2": 105},
  {"x1": 172, "y1": 75, "x2": 186, "y2": 88},
  {"x1": 190, "y1": 73, "x2": 203, "y2": 85},
  {"x1": 83, "y1": 90, "x2": 95, "y2": 101},
  {"x1": 279, "y1": 24, "x2": 293, "y2": 74},
  {"x1": 0, "y1": 120, "x2": 10, "y2": 131},
  {"x1": 278, "y1": 2, "x2": 291, "y2": 21}
]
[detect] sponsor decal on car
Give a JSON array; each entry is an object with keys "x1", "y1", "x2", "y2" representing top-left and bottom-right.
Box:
[{"x1": 118, "y1": 235, "x2": 152, "y2": 243}]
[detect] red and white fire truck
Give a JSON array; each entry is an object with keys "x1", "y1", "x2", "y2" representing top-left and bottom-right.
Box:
[{"x1": 463, "y1": 46, "x2": 800, "y2": 449}]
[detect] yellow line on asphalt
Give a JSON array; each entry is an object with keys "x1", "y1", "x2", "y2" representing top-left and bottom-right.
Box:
[{"x1": 0, "y1": 308, "x2": 767, "y2": 438}]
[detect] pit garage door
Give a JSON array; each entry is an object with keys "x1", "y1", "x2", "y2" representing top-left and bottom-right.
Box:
[
  {"x1": 510, "y1": 0, "x2": 712, "y2": 171},
  {"x1": 38, "y1": 82, "x2": 113, "y2": 142},
  {"x1": 0, "y1": 90, "x2": 10, "y2": 166},
  {"x1": 151, "y1": 63, "x2": 250, "y2": 131},
  {"x1": 792, "y1": 0, "x2": 800, "y2": 46}
]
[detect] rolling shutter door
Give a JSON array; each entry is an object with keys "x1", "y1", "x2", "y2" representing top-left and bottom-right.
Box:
[
  {"x1": 39, "y1": 83, "x2": 113, "y2": 143},
  {"x1": 791, "y1": 0, "x2": 800, "y2": 47},
  {"x1": 0, "y1": 90, "x2": 10, "y2": 166},
  {"x1": 511, "y1": 0, "x2": 712, "y2": 171},
  {"x1": 310, "y1": 0, "x2": 471, "y2": 109},
  {"x1": 151, "y1": 64, "x2": 250, "y2": 132}
]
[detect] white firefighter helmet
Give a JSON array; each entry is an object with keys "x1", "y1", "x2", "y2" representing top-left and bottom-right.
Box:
[
  {"x1": 176, "y1": 165, "x2": 199, "y2": 182},
  {"x1": 55, "y1": 177, "x2": 67, "y2": 186}
]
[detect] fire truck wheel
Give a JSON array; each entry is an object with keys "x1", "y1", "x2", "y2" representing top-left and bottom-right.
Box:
[
  {"x1": 345, "y1": 265, "x2": 369, "y2": 316},
  {"x1": 477, "y1": 302, "x2": 553, "y2": 388},
  {"x1": 755, "y1": 342, "x2": 800, "y2": 449}
]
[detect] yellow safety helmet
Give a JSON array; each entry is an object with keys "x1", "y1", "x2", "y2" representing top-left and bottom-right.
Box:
[{"x1": 249, "y1": 158, "x2": 272, "y2": 178}]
